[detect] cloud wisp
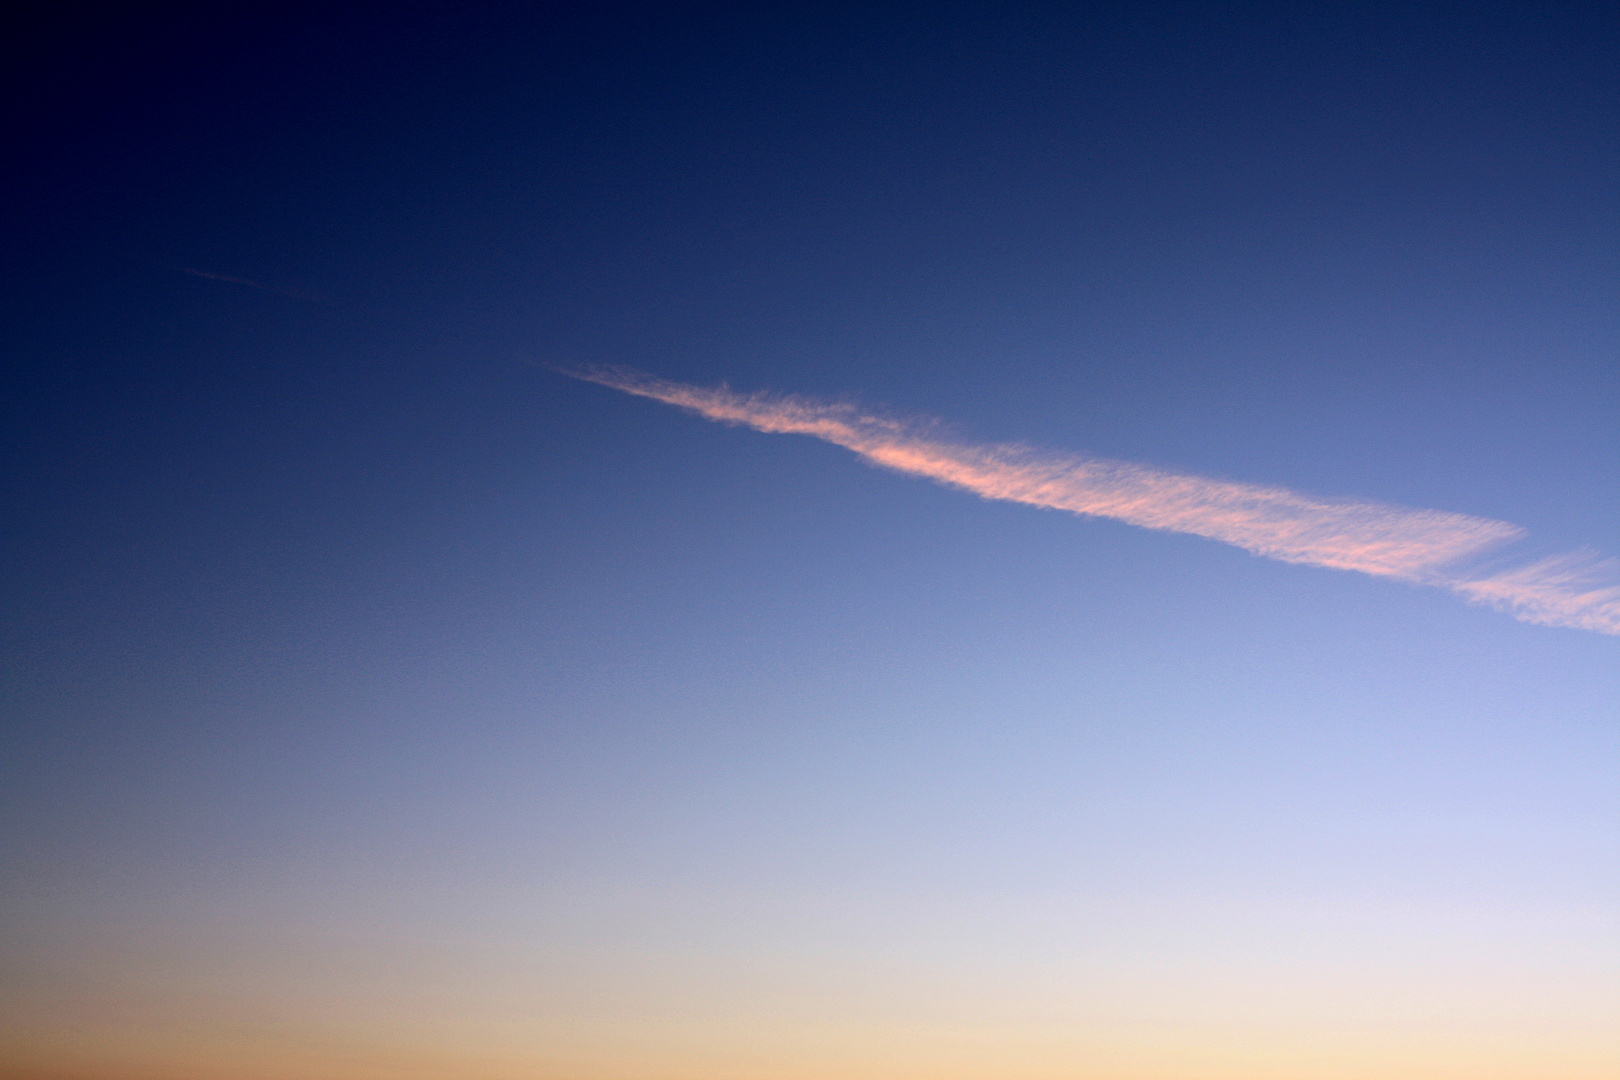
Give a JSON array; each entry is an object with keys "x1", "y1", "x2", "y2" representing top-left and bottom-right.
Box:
[
  {"x1": 568, "y1": 368, "x2": 1619, "y2": 635},
  {"x1": 162, "y1": 261, "x2": 330, "y2": 304}
]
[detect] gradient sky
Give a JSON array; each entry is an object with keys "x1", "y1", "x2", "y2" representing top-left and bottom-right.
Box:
[{"x1": 3, "y1": 5, "x2": 1617, "y2": 1079}]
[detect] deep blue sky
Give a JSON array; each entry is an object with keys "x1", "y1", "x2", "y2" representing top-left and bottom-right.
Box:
[{"x1": 4, "y1": 6, "x2": 1617, "y2": 1078}]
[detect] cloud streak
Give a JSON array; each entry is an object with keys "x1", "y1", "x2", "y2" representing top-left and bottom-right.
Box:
[
  {"x1": 568, "y1": 367, "x2": 1619, "y2": 635},
  {"x1": 163, "y1": 262, "x2": 330, "y2": 304}
]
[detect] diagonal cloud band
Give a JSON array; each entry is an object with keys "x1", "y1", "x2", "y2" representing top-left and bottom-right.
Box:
[{"x1": 568, "y1": 367, "x2": 1619, "y2": 635}]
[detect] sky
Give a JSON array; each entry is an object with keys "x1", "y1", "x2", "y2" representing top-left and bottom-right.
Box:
[{"x1": 2, "y1": 5, "x2": 1617, "y2": 1079}]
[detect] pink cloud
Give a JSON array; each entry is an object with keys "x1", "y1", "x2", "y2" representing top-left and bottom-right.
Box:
[
  {"x1": 570, "y1": 368, "x2": 1618, "y2": 635},
  {"x1": 1450, "y1": 551, "x2": 1620, "y2": 636}
]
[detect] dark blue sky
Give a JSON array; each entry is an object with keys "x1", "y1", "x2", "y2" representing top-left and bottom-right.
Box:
[{"x1": 4, "y1": 6, "x2": 1618, "y2": 1078}]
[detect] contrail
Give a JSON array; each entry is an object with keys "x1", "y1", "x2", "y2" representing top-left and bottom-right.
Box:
[
  {"x1": 567, "y1": 367, "x2": 1619, "y2": 636},
  {"x1": 1450, "y1": 550, "x2": 1620, "y2": 635},
  {"x1": 165, "y1": 262, "x2": 329, "y2": 304}
]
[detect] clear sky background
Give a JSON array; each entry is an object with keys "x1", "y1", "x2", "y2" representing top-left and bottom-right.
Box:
[{"x1": 3, "y1": 5, "x2": 1617, "y2": 1079}]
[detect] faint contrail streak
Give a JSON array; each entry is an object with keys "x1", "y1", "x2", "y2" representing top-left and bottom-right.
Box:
[
  {"x1": 167, "y1": 263, "x2": 328, "y2": 304},
  {"x1": 567, "y1": 367, "x2": 1619, "y2": 635}
]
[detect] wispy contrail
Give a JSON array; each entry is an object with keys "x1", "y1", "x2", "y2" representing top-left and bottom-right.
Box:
[
  {"x1": 1450, "y1": 551, "x2": 1620, "y2": 635},
  {"x1": 166, "y1": 262, "x2": 328, "y2": 304},
  {"x1": 567, "y1": 367, "x2": 1619, "y2": 635}
]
